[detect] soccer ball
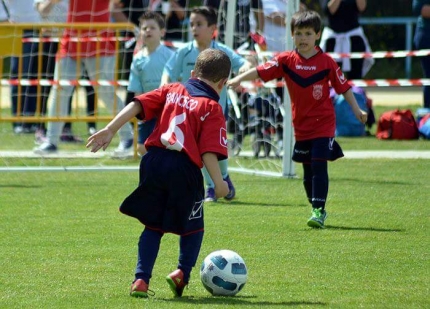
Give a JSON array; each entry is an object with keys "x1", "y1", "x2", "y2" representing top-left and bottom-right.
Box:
[{"x1": 200, "y1": 249, "x2": 248, "y2": 296}]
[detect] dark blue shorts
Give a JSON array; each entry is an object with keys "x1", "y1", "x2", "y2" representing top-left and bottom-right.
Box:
[
  {"x1": 119, "y1": 147, "x2": 204, "y2": 235},
  {"x1": 137, "y1": 118, "x2": 156, "y2": 144},
  {"x1": 292, "y1": 137, "x2": 344, "y2": 163}
]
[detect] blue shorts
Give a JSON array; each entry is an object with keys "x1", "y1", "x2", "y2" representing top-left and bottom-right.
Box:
[
  {"x1": 137, "y1": 119, "x2": 156, "y2": 144},
  {"x1": 292, "y1": 137, "x2": 344, "y2": 163},
  {"x1": 119, "y1": 147, "x2": 204, "y2": 235}
]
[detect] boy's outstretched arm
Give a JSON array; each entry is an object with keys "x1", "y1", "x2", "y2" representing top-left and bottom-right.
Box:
[
  {"x1": 202, "y1": 153, "x2": 229, "y2": 198},
  {"x1": 86, "y1": 101, "x2": 143, "y2": 153},
  {"x1": 343, "y1": 88, "x2": 368, "y2": 124},
  {"x1": 238, "y1": 59, "x2": 254, "y2": 74},
  {"x1": 226, "y1": 68, "x2": 259, "y2": 89}
]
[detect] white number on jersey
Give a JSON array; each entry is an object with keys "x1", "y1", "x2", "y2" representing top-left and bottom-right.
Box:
[{"x1": 160, "y1": 112, "x2": 186, "y2": 151}]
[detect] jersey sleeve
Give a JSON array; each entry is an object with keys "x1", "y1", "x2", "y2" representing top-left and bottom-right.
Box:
[
  {"x1": 198, "y1": 102, "x2": 228, "y2": 160},
  {"x1": 164, "y1": 50, "x2": 182, "y2": 82},
  {"x1": 328, "y1": 57, "x2": 351, "y2": 94},
  {"x1": 256, "y1": 54, "x2": 285, "y2": 82},
  {"x1": 224, "y1": 46, "x2": 246, "y2": 73},
  {"x1": 134, "y1": 86, "x2": 168, "y2": 121}
]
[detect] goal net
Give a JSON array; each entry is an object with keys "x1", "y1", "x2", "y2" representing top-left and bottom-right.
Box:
[{"x1": 0, "y1": 0, "x2": 300, "y2": 177}]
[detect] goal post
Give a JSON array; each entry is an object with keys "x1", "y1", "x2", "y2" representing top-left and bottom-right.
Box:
[
  {"x1": 282, "y1": 0, "x2": 301, "y2": 178},
  {"x1": 223, "y1": 0, "x2": 299, "y2": 178}
]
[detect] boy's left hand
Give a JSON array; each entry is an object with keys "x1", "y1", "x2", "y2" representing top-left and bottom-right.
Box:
[
  {"x1": 226, "y1": 77, "x2": 241, "y2": 90},
  {"x1": 86, "y1": 128, "x2": 115, "y2": 152},
  {"x1": 356, "y1": 110, "x2": 368, "y2": 124}
]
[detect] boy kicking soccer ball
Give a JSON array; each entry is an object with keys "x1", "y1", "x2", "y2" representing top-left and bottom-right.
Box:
[
  {"x1": 87, "y1": 49, "x2": 231, "y2": 297},
  {"x1": 228, "y1": 10, "x2": 367, "y2": 228}
]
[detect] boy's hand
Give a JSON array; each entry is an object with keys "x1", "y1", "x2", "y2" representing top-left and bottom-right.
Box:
[
  {"x1": 355, "y1": 109, "x2": 368, "y2": 124},
  {"x1": 226, "y1": 77, "x2": 241, "y2": 90},
  {"x1": 214, "y1": 181, "x2": 230, "y2": 199},
  {"x1": 86, "y1": 128, "x2": 115, "y2": 152}
]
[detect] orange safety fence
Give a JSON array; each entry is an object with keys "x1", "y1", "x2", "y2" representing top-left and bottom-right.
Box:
[{"x1": 0, "y1": 22, "x2": 135, "y2": 126}]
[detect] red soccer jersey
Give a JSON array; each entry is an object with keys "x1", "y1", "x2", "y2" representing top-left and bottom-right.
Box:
[
  {"x1": 257, "y1": 47, "x2": 351, "y2": 141},
  {"x1": 59, "y1": 0, "x2": 116, "y2": 59},
  {"x1": 134, "y1": 79, "x2": 228, "y2": 168}
]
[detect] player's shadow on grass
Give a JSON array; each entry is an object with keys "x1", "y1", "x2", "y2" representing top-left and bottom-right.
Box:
[
  {"x1": 162, "y1": 295, "x2": 327, "y2": 306},
  {"x1": 218, "y1": 200, "x2": 289, "y2": 207},
  {"x1": 332, "y1": 177, "x2": 412, "y2": 186},
  {"x1": 324, "y1": 225, "x2": 404, "y2": 232},
  {"x1": 0, "y1": 184, "x2": 41, "y2": 188}
]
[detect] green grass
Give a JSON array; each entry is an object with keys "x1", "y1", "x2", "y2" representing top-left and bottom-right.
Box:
[
  {"x1": 0, "y1": 104, "x2": 429, "y2": 170},
  {"x1": 1, "y1": 159, "x2": 429, "y2": 308}
]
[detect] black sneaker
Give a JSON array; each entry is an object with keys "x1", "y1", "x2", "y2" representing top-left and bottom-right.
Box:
[{"x1": 60, "y1": 128, "x2": 83, "y2": 143}]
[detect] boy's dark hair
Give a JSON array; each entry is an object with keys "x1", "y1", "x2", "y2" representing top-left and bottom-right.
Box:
[
  {"x1": 290, "y1": 10, "x2": 321, "y2": 34},
  {"x1": 194, "y1": 49, "x2": 231, "y2": 83},
  {"x1": 139, "y1": 11, "x2": 166, "y2": 29},
  {"x1": 191, "y1": 6, "x2": 218, "y2": 26}
]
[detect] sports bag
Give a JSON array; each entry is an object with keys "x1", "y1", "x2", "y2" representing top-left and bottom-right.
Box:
[
  {"x1": 331, "y1": 86, "x2": 375, "y2": 136},
  {"x1": 376, "y1": 109, "x2": 419, "y2": 140},
  {"x1": 418, "y1": 113, "x2": 430, "y2": 139},
  {"x1": 333, "y1": 89, "x2": 367, "y2": 136}
]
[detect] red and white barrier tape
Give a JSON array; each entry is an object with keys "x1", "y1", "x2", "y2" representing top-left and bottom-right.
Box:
[
  {"x1": 238, "y1": 49, "x2": 430, "y2": 59},
  {"x1": 19, "y1": 35, "x2": 430, "y2": 59},
  {"x1": 2, "y1": 78, "x2": 430, "y2": 88},
  {"x1": 241, "y1": 79, "x2": 430, "y2": 88},
  {"x1": 22, "y1": 37, "x2": 132, "y2": 43},
  {"x1": 1, "y1": 79, "x2": 128, "y2": 87}
]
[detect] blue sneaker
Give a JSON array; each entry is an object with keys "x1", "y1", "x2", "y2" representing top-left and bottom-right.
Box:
[
  {"x1": 223, "y1": 175, "x2": 236, "y2": 200},
  {"x1": 307, "y1": 208, "x2": 328, "y2": 228},
  {"x1": 205, "y1": 188, "x2": 217, "y2": 202}
]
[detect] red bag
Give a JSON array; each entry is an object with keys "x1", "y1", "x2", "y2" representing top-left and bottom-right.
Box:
[{"x1": 376, "y1": 109, "x2": 419, "y2": 140}]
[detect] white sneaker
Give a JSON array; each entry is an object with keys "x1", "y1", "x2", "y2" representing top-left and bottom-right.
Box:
[
  {"x1": 113, "y1": 139, "x2": 134, "y2": 156},
  {"x1": 34, "y1": 142, "x2": 58, "y2": 154}
]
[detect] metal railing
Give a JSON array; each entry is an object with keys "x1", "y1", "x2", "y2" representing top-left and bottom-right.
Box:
[
  {"x1": 360, "y1": 17, "x2": 417, "y2": 78},
  {"x1": 0, "y1": 22, "x2": 134, "y2": 124}
]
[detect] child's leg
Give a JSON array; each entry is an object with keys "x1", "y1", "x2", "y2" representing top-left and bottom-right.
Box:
[
  {"x1": 135, "y1": 227, "x2": 163, "y2": 284},
  {"x1": 202, "y1": 159, "x2": 229, "y2": 189},
  {"x1": 85, "y1": 85, "x2": 96, "y2": 130},
  {"x1": 201, "y1": 166, "x2": 214, "y2": 189},
  {"x1": 302, "y1": 162, "x2": 313, "y2": 204},
  {"x1": 202, "y1": 159, "x2": 235, "y2": 201},
  {"x1": 178, "y1": 230, "x2": 204, "y2": 283},
  {"x1": 218, "y1": 159, "x2": 229, "y2": 179},
  {"x1": 311, "y1": 160, "x2": 329, "y2": 210}
]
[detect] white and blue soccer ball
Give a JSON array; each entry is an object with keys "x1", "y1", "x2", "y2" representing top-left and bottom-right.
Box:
[{"x1": 200, "y1": 249, "x2": 248, "y2": 296}]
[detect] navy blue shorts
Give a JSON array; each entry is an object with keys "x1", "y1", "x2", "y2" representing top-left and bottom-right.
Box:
[
  {"x1": 119, "y1": 147, "x2": 204, "y2": 235},
  {"x1": 292, "y1": 137, "x2": 344, "y2": 163},
  {"x1": 137, "y1": 118, "x2": 156, "y2": 144}
]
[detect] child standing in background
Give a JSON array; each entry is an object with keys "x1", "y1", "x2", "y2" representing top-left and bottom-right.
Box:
[
  {"x1": 128, "y1": 11, "x2": 174, "y2": 155},
  {"x1": 161, "y1": 6, "x2": 253, "y2": 202},
  {"x1": 228, "y1": 10, "x2": 367, "y2": 228}
]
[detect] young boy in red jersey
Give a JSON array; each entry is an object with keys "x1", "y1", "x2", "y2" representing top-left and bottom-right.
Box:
[
  {"x1": 87, "y1": 49, "x2": 231, "y2": 297},
  {"x1": 228, "y1": 10, "x2": 368, "y2": 228}
]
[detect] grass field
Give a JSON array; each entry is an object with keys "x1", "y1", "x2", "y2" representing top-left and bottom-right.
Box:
[
  {"x1": 2, "y1": 160, "x2": 429, "y2": 308},
  {"x1": 1, "y1": 103, "x2": 429, "y2": 308}
]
